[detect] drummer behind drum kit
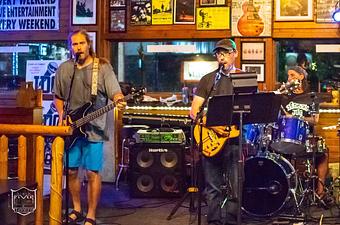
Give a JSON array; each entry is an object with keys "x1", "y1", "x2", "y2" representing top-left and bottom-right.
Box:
[{"x1": 242, "y1": 91, "x2": 333, "y2": 217}]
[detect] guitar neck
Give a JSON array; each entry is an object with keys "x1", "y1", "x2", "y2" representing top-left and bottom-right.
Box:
[
  {"x1": 74, "y1": 103, "x2": 115, "y2": 129},
  {"x1": 72, "y1": 93, "x2": 134, "y2": 129}
]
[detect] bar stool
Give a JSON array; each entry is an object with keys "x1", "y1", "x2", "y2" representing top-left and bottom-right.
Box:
[{"x1": 115, "y1": 125, "x2": 149, "y2": 190}]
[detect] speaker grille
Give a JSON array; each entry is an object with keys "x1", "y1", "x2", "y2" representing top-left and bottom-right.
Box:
[{"x1": 129, "y1": 143, "x2": 185, "y2": 197}]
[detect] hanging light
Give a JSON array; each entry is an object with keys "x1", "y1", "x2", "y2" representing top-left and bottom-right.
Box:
[{"x1": 333, "y1": 0, "x2": 340, "y2": 22}]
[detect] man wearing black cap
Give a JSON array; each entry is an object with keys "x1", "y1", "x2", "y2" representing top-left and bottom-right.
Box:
[{"x1": 190, "y1": 39, "x2": 241, "y2": 225}]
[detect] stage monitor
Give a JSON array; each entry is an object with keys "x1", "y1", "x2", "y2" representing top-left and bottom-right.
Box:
[{"x1": 230, "y1": 72, "x2": 258, "y2": 94}]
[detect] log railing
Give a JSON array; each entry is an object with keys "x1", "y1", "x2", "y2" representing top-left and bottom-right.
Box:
[{"x1": 0, "y1": 124, "x2": 72, "y2": 225}]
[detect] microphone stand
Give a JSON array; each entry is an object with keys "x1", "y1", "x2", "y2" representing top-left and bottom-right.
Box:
[
  {"x1": 167, "y1": 70, "x2": 220, "y2": 225},
  {"x1": 193, "y1": 72, "x2": 222, "y2": 225},
  {"x1": 63, "y1": 57, "x2": 78, "y2": 225}
]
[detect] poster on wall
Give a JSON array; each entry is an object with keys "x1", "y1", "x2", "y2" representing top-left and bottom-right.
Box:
[
  {"x1": 196, "y1": 7, "x2": 230, "y2": 30},
  {"x1": 174, "y1": 0, "x2": 196, "y2": 24},
  {"x1": 26, "y1": 60, "x2": 63, "y2": 96},
  {"x1": 26, "y1": 60, "x2": 64, "y2": 170},
  {"x1": 316, "y1": 0, "x2": 338, "y2": 22},
  {"x1": 130, "y1": 0, "x2": 152, "y2": 25},
  {"x1": 152, "y1": 0, "x2": 173, "y2": 24},
  {"x1": 231, "y1": 0, "x2": 272, "y2": 37},
  {"x1": 72, "y1": 0, "x2": 97, "y2": 25},
  {"x1": 0, "y1": 0, "x2": 59, "y2": 31}
]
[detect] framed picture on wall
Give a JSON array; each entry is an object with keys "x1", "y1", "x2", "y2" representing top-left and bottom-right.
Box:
[
  {"x1": 241, "y1": 42, "x2": 265, "y2": 61},
  {"x1": 200, "y1": 0, "x2": 226, "y2": 6},
  {"x1": 72, "y1": 0, "x2": 97, "y2": 25},
  {"x1": 110, "y1": 9, "x2": 126, "y2": 32},
  {"x1": 130, "y1": 0, "x2": 152, "y2": 25},
  {"x1": 87, "y1": 31, "x2": 97, "y2": 52},
  {"x1": 242, "y1": 63, "x2": 265, "y2": 82},
  {"x1": 275, "y1": 0, "x2": 313, "y2": 21},
  {"x1": 174, "y1": 0, "x2": 196, "y2": 24},
  {"x1": 316, "y1": 0, "x2": 338, "y2": 22},
  {"x1": 231, "y1": 0, "x2": 272, "y2": 37},
  {"x1": 200, "y1": 0, "x2": 216, "y2": 6},
  {"x1": 110, "y1": 0, "x2": 126, "y2": 7}
]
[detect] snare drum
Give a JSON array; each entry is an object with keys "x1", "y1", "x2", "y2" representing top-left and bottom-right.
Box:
[{"x1": 271, "y1": 116, "x2": 309, "y2": 155}]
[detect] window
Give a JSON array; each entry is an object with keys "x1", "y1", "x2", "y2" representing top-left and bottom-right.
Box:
[
  {"x1": 276, "y1": 39, "x2": 340, "y2": 92},
  {"x1": 0, "y1": 42, "x2": 68, "y2": 91},
  {"x1": 111, "y1": 41, "x2": 219, "y2": 92}
]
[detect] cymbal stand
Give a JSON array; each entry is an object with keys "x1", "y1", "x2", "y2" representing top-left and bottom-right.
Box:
[{"x1": 297, "y1": 97, "x2": 328, "y2": 208}]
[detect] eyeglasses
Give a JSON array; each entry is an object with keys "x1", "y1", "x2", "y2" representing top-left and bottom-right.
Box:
[{"x1": 215, "y1": 50, "x2": 234, "y2": 57}]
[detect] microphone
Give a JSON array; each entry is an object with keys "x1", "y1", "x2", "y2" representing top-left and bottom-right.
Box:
[
  {"x1": 74, "y1": 52, "x2": 81, "y2": 64},
  {"x1": 213, "y1": 66, "x2": 223, "y2": 89}
]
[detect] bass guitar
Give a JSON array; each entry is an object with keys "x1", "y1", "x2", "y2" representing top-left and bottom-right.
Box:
[
  {"x1": 194, "y1": 80, "x2": 300, "y2": 157},
  {"x1": 64, "y1": 87, "x2": 145, "y2": 150}
]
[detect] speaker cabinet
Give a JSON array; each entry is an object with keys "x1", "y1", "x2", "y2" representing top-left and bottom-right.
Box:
[{"x1": 129, "y1": 143, "x2": 185, "y2": 198}]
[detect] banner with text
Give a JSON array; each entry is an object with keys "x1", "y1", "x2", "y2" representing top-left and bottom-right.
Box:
[{"x1": 0, "y1": 0, "x2": 59, "y2": 31}]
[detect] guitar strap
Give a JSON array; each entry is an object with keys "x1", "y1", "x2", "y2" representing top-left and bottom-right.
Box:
[{"x1": 91, "y1": 57, "x2": 99, "y2": 102}]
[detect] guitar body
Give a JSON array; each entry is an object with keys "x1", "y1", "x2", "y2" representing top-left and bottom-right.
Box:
[
  {"x1": 194, "y1": 125, "x2": 240, "y2": 157},
  {"x1": 65, "y1": 102, "x2": 92, "y2": 150},
  {"x1": 237, "y1": 1, "x2": 264, "y2": 36}
]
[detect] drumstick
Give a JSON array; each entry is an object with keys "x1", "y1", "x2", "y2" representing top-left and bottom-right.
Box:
[{"x1": 280, "y1": 105, "x2": 289, "y2": 116}]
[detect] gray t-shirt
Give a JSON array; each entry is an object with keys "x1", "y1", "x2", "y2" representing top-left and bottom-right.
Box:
[{"x1": 53, "y1": 59, "x2": 121, "y2": 141}]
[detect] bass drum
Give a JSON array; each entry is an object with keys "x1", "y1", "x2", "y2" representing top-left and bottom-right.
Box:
[{"x1": 242, "y1": 153, "x2": 297, "y2": 217}]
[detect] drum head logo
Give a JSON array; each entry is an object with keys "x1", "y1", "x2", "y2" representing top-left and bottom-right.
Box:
[{"x1": 11, "y1": 187, "x2": 37, "y2": 216}]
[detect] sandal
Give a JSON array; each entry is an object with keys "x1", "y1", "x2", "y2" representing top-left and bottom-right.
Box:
[
  {"x1": 84, "y1": 218, "x2": 96, "y2": 225},
  {"x1": 62, "y1": 209, "x2": 84, "y2": 225}
]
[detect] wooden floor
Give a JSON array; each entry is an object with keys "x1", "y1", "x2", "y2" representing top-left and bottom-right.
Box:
[{"x1": 2, "y1": 182, "x2": 340, "y2": 225}]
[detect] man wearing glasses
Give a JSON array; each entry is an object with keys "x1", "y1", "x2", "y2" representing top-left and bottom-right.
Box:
[{"x1": 190, "y1": 39, "x2": 241, "y2": 225}]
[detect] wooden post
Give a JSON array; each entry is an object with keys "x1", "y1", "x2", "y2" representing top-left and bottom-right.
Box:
[
  {"x1": 34, "y1": 136, "x2": 44, "y2": 225},
  {"x1": 18, "y1": 135, "x2": 27, "y2": 181},
  {"x1": 0, "y1": 135, "x2": 8, "y2": 179},
  {"x1": 17, "y1": 135, "x2": 27, "y2": 225},
  {"x1": 49, "y1": 137, "x2": 65, "y2": 225}
]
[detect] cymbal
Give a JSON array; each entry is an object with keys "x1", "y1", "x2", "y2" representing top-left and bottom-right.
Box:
[{"x1": 292, "y1": 92, "x2": 332, "y2": 104}]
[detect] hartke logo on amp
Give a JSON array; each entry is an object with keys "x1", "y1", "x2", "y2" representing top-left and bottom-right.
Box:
[
  {"x1": 148, "y1": 148, "x2": 168, "y2": 153},
  {"x1": 129, "y1": 143, "x2": 186, "y2": 198}
]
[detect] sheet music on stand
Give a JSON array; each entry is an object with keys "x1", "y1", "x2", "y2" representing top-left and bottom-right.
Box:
[{"x1": 206, "y1": 92, "x2": 282, "y2": 127}]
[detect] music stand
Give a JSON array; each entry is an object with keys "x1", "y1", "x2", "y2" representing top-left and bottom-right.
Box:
[{"x1": 206, "y1": 92, "x2": 282, "y2": 225}]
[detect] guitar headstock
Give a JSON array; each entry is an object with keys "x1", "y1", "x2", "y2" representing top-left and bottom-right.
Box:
[
  {"x1": 129, "y1": 87, "x2": 146, "y2": 103},
  {"x1": 277, "y1": 80, "x2": 301, "y2": 95}
]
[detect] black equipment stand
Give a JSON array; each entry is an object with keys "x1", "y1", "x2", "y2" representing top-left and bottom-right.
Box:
[
  {"x1": 63, "y1": 59, "x2": 78, "y2": 225},
  {"x1": 206, "y1": 92, "x2": 282, "y2": 225},
  {"x1": 167, "y1": 71, "x2": 219, "y2": 224},
  {"x1": 166, "y1": 122, "x2": 201, "y2": 223}
]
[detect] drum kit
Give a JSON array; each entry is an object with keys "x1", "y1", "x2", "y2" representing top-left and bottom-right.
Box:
[{"x1": 241, "y1": 92, "x2": 332, "y2": 217}]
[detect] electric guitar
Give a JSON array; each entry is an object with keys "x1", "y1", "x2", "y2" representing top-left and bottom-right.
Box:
[
  {"x1": 194, "y1": 80, "x2": 300, "y2": 157},
  {"x1": 237, "y1": 0, "x2": 264, "y2": 36},
  {"x1": 64, "y1": 87, "x2": 146, "y2": 150},
  {"x1": 194, "y1": 125, "x2": 239, "y2": 157}
]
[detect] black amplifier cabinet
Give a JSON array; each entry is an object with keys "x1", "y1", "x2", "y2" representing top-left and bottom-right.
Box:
[{"x1": 128, "y1": 143, "x2": 185, "y2": 198}]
